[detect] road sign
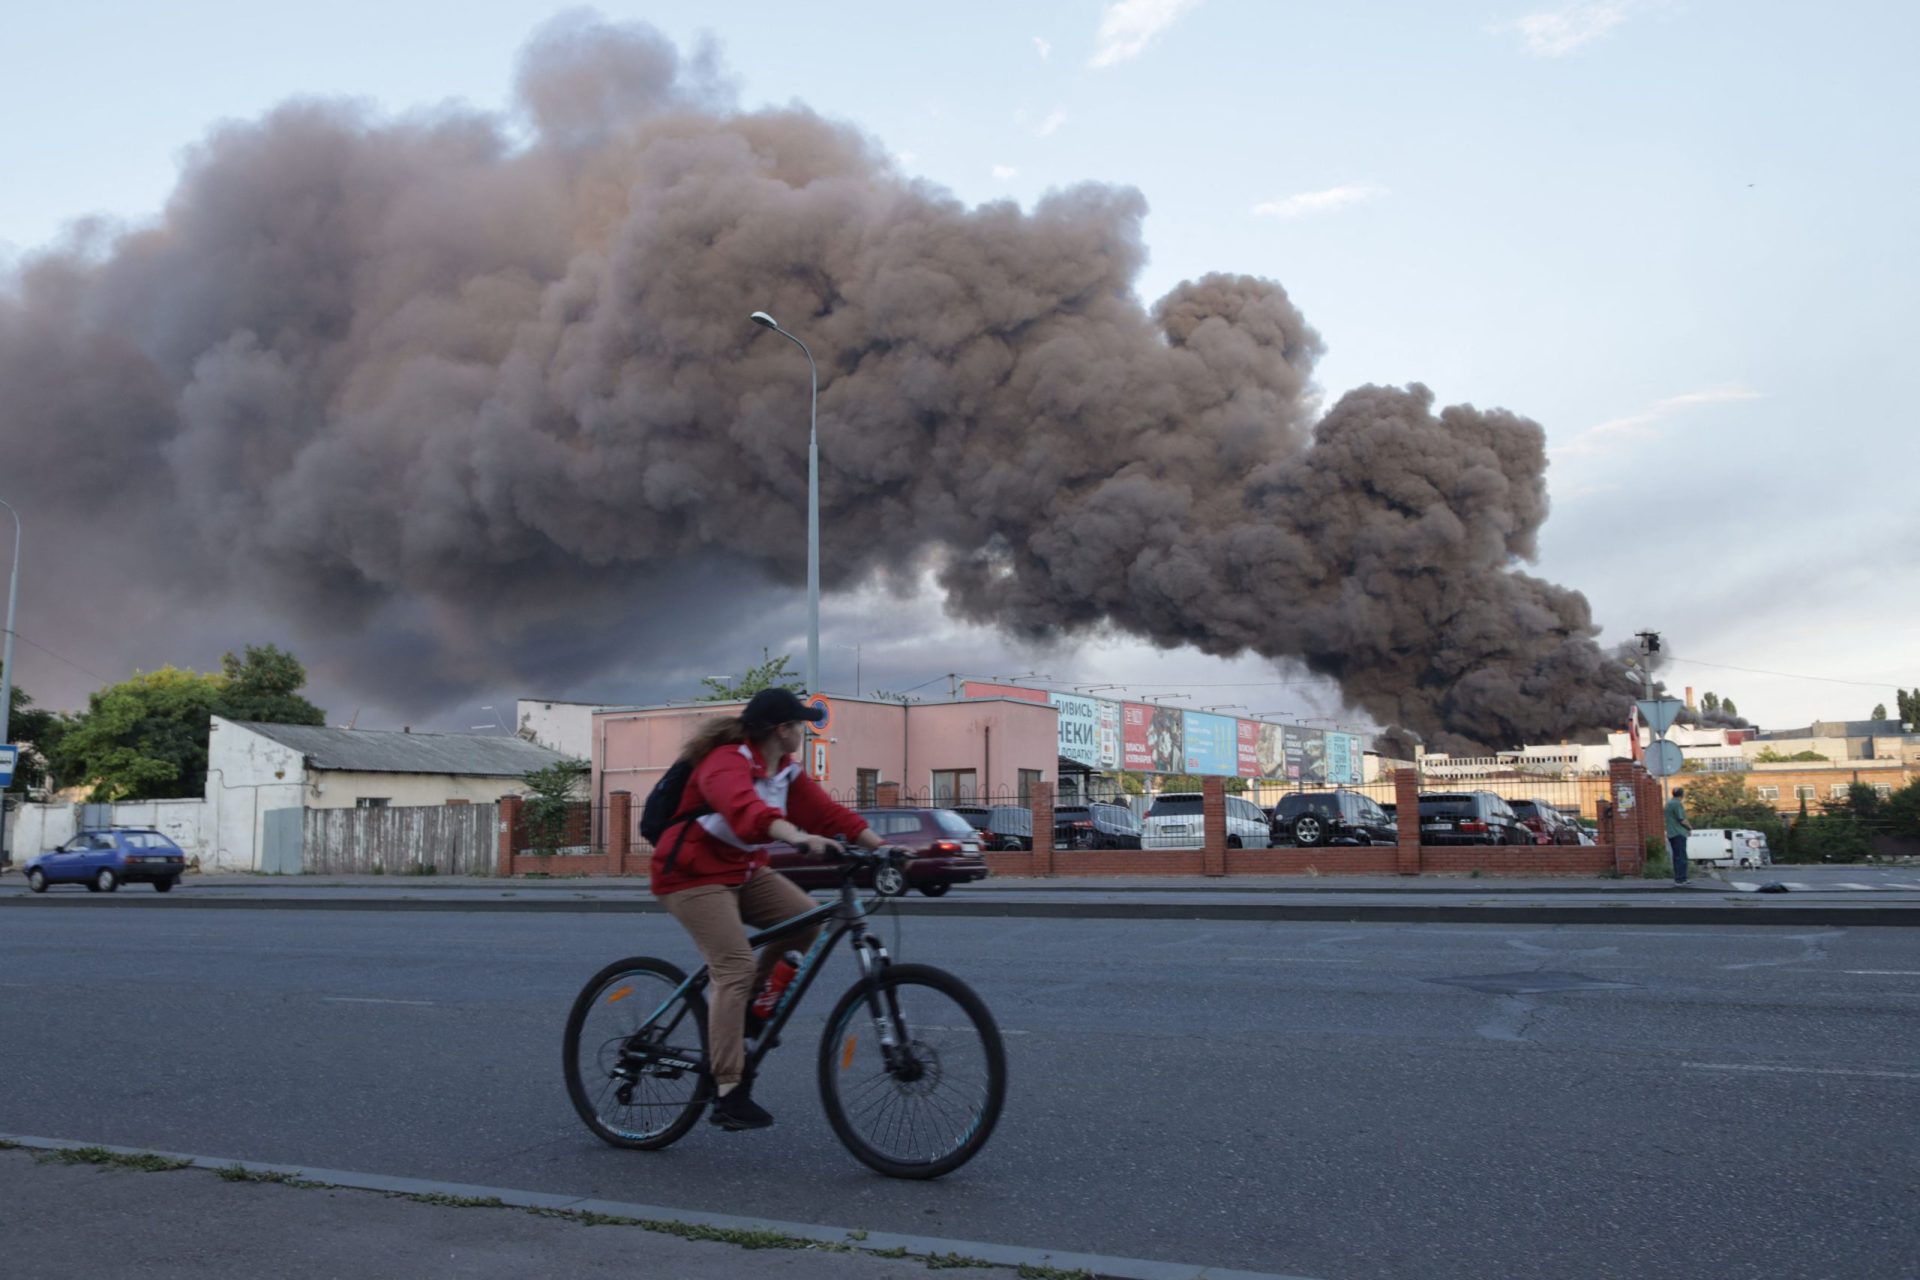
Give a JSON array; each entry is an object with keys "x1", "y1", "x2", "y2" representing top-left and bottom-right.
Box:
[
  {"x1": 805, "y1": 694, "x2": 834, "y2": 733},
  {"x1": 1644, "y1": 740, "x2": 1684, "y2": 778},
  {"x1": 1636, "y1": 698, "x2": 1685, "y2": 737},
  {"x1": 0, "y1": 745, "x2": 16, "y2": 788}
]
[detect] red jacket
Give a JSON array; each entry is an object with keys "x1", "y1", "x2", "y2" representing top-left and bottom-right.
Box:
[{"x1": 649, "y1": 743, "x2": 869, "y2": 896}]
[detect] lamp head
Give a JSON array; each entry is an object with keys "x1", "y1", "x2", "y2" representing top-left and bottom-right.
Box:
[{"x1": 749, "y1": 311, "x2": 779, "y2": 331}]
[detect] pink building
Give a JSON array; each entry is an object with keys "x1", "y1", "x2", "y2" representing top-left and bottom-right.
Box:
[{"x1": 591, "y1": 695, "x2": 1059, "y2": 845}]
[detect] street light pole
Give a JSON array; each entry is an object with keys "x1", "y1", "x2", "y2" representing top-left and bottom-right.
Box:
[
  {"x1": 749, "y1": 311, "x2": 820, "y2": 695},
  {"x1": 0, "y1": 500, "x2": 18, "y2": 868}
]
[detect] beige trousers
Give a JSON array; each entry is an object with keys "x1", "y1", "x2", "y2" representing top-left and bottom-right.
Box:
[{"x1": 661, "y1": 868, "x2": 820, "y2": 1087}]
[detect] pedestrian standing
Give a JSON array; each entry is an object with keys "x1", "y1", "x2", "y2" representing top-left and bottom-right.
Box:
[{"x1": 1665, "y1": 786, "x2": 1692, "y2": 886}]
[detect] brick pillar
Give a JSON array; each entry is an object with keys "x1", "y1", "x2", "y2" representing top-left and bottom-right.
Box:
[
  {"x1": 876, "y1": 781, "x2": 902, "y2": 809},
  {"x1": 608, "y1": 791, "x2": 633, "y2": 875},
  {"x1": 1607, "y1": 759, "x2": 1642, "y2": 876},
  {"x1": 1637, "y1": 767, "x2": 1663, "y2": 875},
  {"x1": 1394, "y1": 768, "x2": 1422, "y2": 875},
  {"x1": 1031, "y1": 780, "x2": 1055, "y2": 876},
  {"x1": 497, "y1": 794, "x2": 524, "y2": 876},
  {"x1": 1202, "y1": 777, "x2": 1227, "y2": 876}
]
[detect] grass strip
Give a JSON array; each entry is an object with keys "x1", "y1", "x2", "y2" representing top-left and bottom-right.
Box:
[{"x1": 33, "y1": 1146, "x2": 191, "y2": 1173}]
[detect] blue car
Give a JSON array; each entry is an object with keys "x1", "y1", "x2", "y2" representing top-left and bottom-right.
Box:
[{"x1": 25, "y1": 828, "x2": 187, "y2": 893}]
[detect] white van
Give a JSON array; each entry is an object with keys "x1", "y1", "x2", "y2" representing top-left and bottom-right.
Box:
[{"x1": 1685, "y1": 827, "x2": 1772, "y2": 869}]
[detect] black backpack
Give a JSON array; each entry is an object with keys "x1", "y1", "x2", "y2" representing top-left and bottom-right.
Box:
[{"x1": 640, "y1": 759, "x2": 712, "y2": 875}]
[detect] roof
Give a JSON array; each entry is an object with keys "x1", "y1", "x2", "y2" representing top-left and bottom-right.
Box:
[{"x1": 228, "y1": 721, "x2": 570, "y2": 777}]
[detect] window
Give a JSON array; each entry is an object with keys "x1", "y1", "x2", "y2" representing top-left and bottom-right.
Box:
[
  {"x1": 1876, "y1": 785, "x2": 1893, "y2": 799},
  {"x1": 1017, "y1": 769, "x2": 1042, "y2": 805},
  {"x1": 1756, "y1": 786, "x2": 1779, "y2": 801},
  {"x1": 356, "y1": 797, "x2": 391, "y2": 809},
  {"x1": 1829, "y1": 785, "x2": 1849, "y2": 800},
  {"x1": 1794, "y1": 786, "x2": 1815, "y2": 802},
  {"x1": 857, "y1": 769, "x2": 879, "y2": 807},
  {"x1": 931, "y1": 769, "x2": 977, "y2": 805}
]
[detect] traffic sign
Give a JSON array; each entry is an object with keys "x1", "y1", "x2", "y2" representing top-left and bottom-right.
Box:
[
  {"x1": 0, "y1": 745, "x2": 16, "y2": 788},
  {"x1": 1636, "y1": 698, "x2": 1685, "y2": 737},
  {"x1": 1644, "y1": 740, "x2": 1684, "y2": 778},
  {"x1": 805, "y1": 694, "x2": 834, "y2": 733}
]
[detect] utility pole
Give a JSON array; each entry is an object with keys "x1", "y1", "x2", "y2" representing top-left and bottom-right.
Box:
[{"x1": 0, "y1": 500, "x2": 18, "y2": 870}]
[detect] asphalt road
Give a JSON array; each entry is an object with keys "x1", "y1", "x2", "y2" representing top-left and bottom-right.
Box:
[{"x1": 3, "y1": 909, "x2": 1916, "y2": 1279}]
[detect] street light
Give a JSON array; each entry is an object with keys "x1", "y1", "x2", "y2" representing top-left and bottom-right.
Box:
[
  {"x1": 0, "y1": 500, "x2": 18, "y2": 869},
  {"x1": 1200, "y1": 704, "x2": 1246, "y2": 714},
  {"x1": 749, "y1": 310, "x2": 820, "y2": 694}
]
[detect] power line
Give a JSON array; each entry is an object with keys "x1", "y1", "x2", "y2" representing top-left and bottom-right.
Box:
[
  {"x1": 11, "y1": 632, "x2": 113, "y2": 686},
  {"x1": 1667, "y1": 657, "x2": 1902, "y2": 691}
]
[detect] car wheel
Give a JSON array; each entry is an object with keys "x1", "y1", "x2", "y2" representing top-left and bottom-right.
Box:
[
  {"x1": 1293, "y1": 816, "x2": 1328, "y2": 847},
  {"x1": 1069, "y1": 830, "x2": 1096, "y2": 851},
  {"x1": 1738, "y1": 858, "x2": 1754, "y2": 869},
  {"x1": 94, "y1": 868, "x2": 119, "y2": 893},
  {"x1": 154, "y1": 877, "x2": 176, "y2": 893},
  {"x1": 918, "y1": 883, "x2": 951, "y2": 897},
  {"x1": 26, "y1": 869, "x2": 47, "y2": 893},
  {"x1": 1227, "y1": 835, "x2": 1242, "y2": 849},
  {"x1": 874, "y1": 865, "x2": 907, "y2": 897}
]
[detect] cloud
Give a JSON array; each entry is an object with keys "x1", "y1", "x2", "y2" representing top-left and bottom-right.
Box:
[
  {"x1": 1036, "y1": 109, "x2": 1068, "y2": 138},
  {"x1": 1033, "y1": 36, "x2": 1052, "y2": 60},
  {"x1": 991, "y1": 164, "x2": 1018, "y2": 180},
  {"x1": 894, "y1": 149, "x2": 917, "y2": 167},
  {"x1": 1499, "y1": 2, "x2": 1634, "y2": 57},
  {"x1": 1090, "y1": 0, "x2": 1203, "y2": 68},
  {"x1": 1553, "y1": 387, "x2": 1762, "y2": 458},
  {"x1": 1251, "y1": 184, "x2": 1387, "y2": 219}
]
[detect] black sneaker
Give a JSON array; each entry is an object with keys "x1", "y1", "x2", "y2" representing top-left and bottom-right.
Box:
[{"x1": 709, "y1": 1089, "x2": 774, "y2": 1131}]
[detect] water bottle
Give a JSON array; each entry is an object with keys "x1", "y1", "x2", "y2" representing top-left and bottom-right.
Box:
[{"x1": 752, "y1": 951, "x2": 804, "y2": 1019}]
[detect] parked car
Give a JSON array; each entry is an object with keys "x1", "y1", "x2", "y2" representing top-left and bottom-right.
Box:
[
  {"x1": 1269, "y1": 791, "x2": 1398, "y2": 847},
  {"x1": 1509, "y1": 799, "x2": 1583, "y2": 846},
  {"x1": 25, "y1": 828, "x2": 187, "y2": 893},
  {"x1": 1141, "y1": 793, "x2": 1273, "y2": 849},
  {"x1": 1416, "y1": 792, "x2": 1528, "y2": 845},
  {"x1": 767, "y1": 807, "x2": 989, "y2": 897},
  {"x1": 1685, "y1": 827, "x2": 1772, "y2": 869},
  {"x1": 949, "y1": 804, "x2": 1034, "y2": 852},
  {"x1": 1054, "y1": 802, "x2": 1143, "y2": 850}
]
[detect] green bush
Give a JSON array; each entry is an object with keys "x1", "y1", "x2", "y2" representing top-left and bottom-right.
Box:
[
  {"x1": 1785, "y1": 814, "x2": 1873, "y2": 864},
  {"x1": 1642, "y1": 837, "x2": 1671, "y2": 879}
]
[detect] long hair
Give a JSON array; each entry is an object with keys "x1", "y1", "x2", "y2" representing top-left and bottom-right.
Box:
[{"x1": 678, "y1": 714, "x2": 753, "y2": 764}]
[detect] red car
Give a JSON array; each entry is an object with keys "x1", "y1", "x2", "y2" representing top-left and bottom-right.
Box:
[{"x1": 767, "y1": 807, "x2": 990, "y2": 897}]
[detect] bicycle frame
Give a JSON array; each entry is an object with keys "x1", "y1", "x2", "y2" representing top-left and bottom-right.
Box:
[{"x1": 627, "y1": 867, "x2": 901, "y2": 1087}]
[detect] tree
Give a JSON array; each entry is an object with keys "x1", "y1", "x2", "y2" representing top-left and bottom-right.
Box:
[
  {"x1": 1702, "y1": 692, "x2": 1721, "y2": 714},
  {"x1": 1721, "y1": 697, "x2": 1737, "y2": 717},
  {"x1": 1872, "y1": 703, "x2": 1888, "y2": 721},
  {"x1": 697, "y1": 648, "x2": 803, "y2": 701},
  {"x1": 52, "y1": 667, "x2": 225, "y2": 801},
  {"x1": 1753, "y1": 748, "x2": 1827, "y2": 763},
  {"x1": 6, "y1": 686, "x2": 70, "y2": 794},
  {"x1": 1154, "y1": 773, "x2": 1248, "y2": 794},
  {"x1": 1682, "y1": 774, "x2": 1784, "y2": 854},
  {"x1": 216, "y1": 644, "x2": 325, "y2": 725},
  {"x1": 520, "y1": 758, "x2": 589, "y2": 858}
]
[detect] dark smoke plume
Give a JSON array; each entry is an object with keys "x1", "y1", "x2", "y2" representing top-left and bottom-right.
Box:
[{"x1": 0, "y1": 14, "x2": 1636, "y2": 750}]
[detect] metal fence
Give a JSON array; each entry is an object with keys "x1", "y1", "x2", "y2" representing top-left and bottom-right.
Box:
[{"x1": 304, "y1": 803, "x2": 500, "y2": 875}]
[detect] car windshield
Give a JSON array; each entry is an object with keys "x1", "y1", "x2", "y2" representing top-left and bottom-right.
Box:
[
  {"x1": 951, "y1": 810, "x2": 993, "y2": 830},
  {"x1": 1147, "y1": 796, "x2": 1203, "y2": 817},
  {"x1": 990, "y1": 807, "x2": 1032, "y2": 836},
  {"x1": 1419, "y1": 795, "x2": 1479, "y2": 816},
  {"x1": 931, "y1": 810, "x2": 979, "y2": 838},
  {"x1": 1509, "y1": 802, "x2": 1542, "y2": 820}
]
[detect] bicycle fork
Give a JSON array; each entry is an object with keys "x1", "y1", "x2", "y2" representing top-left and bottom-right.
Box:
[{"x1": 850, "y1": 933, "x2": 920, "y2": 1078}]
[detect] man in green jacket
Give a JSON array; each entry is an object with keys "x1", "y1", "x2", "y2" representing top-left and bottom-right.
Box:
[{"x1": 1665, "y1": 786, "x2": 1692, "y2": 885}]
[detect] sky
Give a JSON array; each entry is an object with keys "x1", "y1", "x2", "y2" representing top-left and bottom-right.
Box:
[{"x1": 1, "y1": 0, "x2": 1913, "y2": 736}]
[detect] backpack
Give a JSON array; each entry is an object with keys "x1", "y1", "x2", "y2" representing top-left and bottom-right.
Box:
[{"x1": 640, "y1": 759, "x2": 712, "y2": 876}]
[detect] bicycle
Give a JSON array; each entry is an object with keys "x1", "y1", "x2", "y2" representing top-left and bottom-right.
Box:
[{"x1": 562, "y1": 847, "x2": 1007, "y2": 1179}]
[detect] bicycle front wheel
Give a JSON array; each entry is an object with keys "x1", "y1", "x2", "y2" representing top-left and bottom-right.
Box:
[
  {"x1": 817, "y1": 963, "x2": 1006, "y2": 1179},
  {"x1": 564, "y1": 956, "x2": 709, "y2": 1150}
]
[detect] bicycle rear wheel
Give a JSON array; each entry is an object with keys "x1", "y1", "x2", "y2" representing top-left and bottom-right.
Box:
[
  {"x1": 817, "y1": 963, "x2": 1006, "y2": 1179},
  {"x1": 564, "y1": 956, "x2": 709, "y2": 1149}
]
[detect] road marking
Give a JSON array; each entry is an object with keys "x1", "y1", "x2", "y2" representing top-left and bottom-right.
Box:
[
  {"x1": 1843, "y1": 970, "x2": 1920, "y2": 976},
  {"x1": 322, "y1": 996, "x2": 434, "y2": 1006},
  {"x1": 1683, "y1": 1062, "x2": 1920, "y2": 1081}
]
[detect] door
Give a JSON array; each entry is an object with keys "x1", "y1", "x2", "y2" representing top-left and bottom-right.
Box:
[{"x1": 261, "y1": 808, "x2": 304, "y2": 875}]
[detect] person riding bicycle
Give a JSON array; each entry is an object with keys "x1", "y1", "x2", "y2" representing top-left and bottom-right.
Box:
[{"x1": 652, "y1": 687, "x2": 888, "y2": 1131}]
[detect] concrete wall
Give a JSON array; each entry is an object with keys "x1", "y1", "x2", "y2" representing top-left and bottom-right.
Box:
[
  {"x1": 9, "y1": 799, "x2": 211, "y2": 864},
  {"x1": 306, "y1": 772, "x2": 524, "y2": 810},
  {"x1": 903, "y1": 700, "x2": 1056, "y2": 799},
  {"x1": 206, "y1": 718, "x2": 307, "y2": 871},
  {"x1": 515, "y1": 699, "x2": 597, "y2": 759}
]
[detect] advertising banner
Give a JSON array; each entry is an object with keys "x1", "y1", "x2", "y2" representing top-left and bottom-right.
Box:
[
  {"x1": 1121, "y1": 702, "x2": 1155, "y2": 772},
  {"x1": 1048, "y1": 693, "x2": 1102, "y2": 769},
  {"x1": 1324, "y1": 732, "x2": 1354, "y2": 784},
  {"x1": 962, "y1": 681, "x2": 1049, "y2": 704},
  {"x1": 1255, "y1": 723, "x2": 1287, "y2": 779},
  {"x1": 1236, "y1": 720, "x2": 1259, "y2": 777},
  {"x1": 1182, "y1": 711, "x2": 1238, "y2": 777},
  {"x1": 1096, "y1": 699, "x2": 1121, "y2": 770},
  {"x1": 1282, "y1": 727, "x2": 1309, "y2": 781}
]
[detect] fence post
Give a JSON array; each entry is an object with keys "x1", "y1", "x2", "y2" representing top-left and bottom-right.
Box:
[
  {"x1": 1202, "y1": 777, "x2": 1227, "y2": 876},
  {"x1": 1394, "y1": 768, "x2": 1421, "y2": 874},
  {"x1": 876, "y1": 781, "x2": 902, "y2": 809},
  {"x1": 1031, "y1": 780, "x2": 1055, "y2": 877},
  {"x1": 1636, "y1": 765, "x2": 1662, "y2": 876},
  {"x1": 1607, "y1": 759, "x2": 1642, "y2": 877},
  {"x1": 609, "y1": 791, "x2": 633, "y2": 875},
  {"x1": 497, "y1": 794, "x2": 524, "y2": 877}
]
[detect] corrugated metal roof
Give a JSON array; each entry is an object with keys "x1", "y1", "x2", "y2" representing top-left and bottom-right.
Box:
[{"x1": 230, "y1": 722, "x2": 570, "y2": 777}]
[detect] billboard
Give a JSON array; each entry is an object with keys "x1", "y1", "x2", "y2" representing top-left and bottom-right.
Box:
[
  {"x1": 1254, "y1": 723, "x2": 1286, "y2": 778},
  {"x1": 1237, "y1": 720, "x2": 1260, "y2": 778},
  {"x1": 1182, "y1": 711, "x2": 1238, "y2": 776},
  {"x1": 1324, "y1": 732, "x2": 1354, "y2": 784},
  {"x1": 1122, "y1": 702, "x2": 1187, "y2": 773},
  {"x1": 1049, "y1": 692, "x2": 1102, "y2": 769}
]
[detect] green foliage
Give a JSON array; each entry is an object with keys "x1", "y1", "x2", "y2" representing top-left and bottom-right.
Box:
[
  {"x1": 1881, "y1": 779, "x2": 1920, "y2": 840},
  {"x1": 1721, "y1": 698, "x2": 1737, "y2": 717},
  {"x1": 216, "y1": 644, "x2": 325, "y2": 726},
  {"x1": 1752, "y1": 748, "x2": 1828, "y2": 763},
  {"x1": 521, "y1": 758, "x2": 589, "y2": 857},
  {"x1": 5, "y1": 686, "x2": 69, "y2": 793},
  {"x1": 1701, "y1": 691, "x2": 1721, "y2": 714},
  {"x1": 1155, "y1": 774, "x2": 1248, "y2": 794},
  {"x1": 1642, "y1": 837, "x2": 1671, "y2": 879},
  {"x1": 1682, "y1": 775, "x2": 1785, "y2": 851},
  {"x1": 698, "y1": 648, "x2": 803, "y2": 701},
  {"x1": 1872, "y1": 702, "x2": 1887, "y2": 721},
  {"x1": 1896, "y1": 688, "x2": 1919, "y2": 726},
  {"x1": 1787, "y1": 813, "x2": 1872, "y2": 864}
]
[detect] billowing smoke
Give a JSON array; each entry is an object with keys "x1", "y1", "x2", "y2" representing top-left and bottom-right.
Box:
[{"x1": 0, "y1": 14, "x2": 1635, "y2": 750}]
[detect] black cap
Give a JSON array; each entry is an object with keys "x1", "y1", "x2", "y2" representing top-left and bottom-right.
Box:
[{"x1": 742, "y1": 688, "x2": 825, "y2": 732}]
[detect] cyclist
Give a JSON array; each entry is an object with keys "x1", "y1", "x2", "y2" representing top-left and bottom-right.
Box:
[{"x1": 652, "y1": 687, "x2": 888, "y2": 1131}]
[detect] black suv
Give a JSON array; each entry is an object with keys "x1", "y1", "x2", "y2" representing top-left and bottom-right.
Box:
[
  {"x1": 1054, "y1": 802, "x2": 1143, "y2": 850},
  {"x1": 1416, "y1": 792, "x2": 1528, "y2": 845},
  {"x1": 1270, "y1": 791, "x2": 1398, "y2": 847},
  {"x1": 950, "y1": 804, "x2": 1034, "y2": 852}
]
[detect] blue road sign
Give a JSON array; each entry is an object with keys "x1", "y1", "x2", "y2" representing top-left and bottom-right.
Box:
[{"x1": 0, "y1": 745, "x2": 16, "y2": 788}]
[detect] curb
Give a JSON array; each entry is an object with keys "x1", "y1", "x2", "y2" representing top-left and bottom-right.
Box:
[
  {"x1": 2, "y1": 892, "x2": 1916, "y2": 926},
  {"x1": 0, "y1": 1133, "x2": 1308, "y2": 1280}
]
